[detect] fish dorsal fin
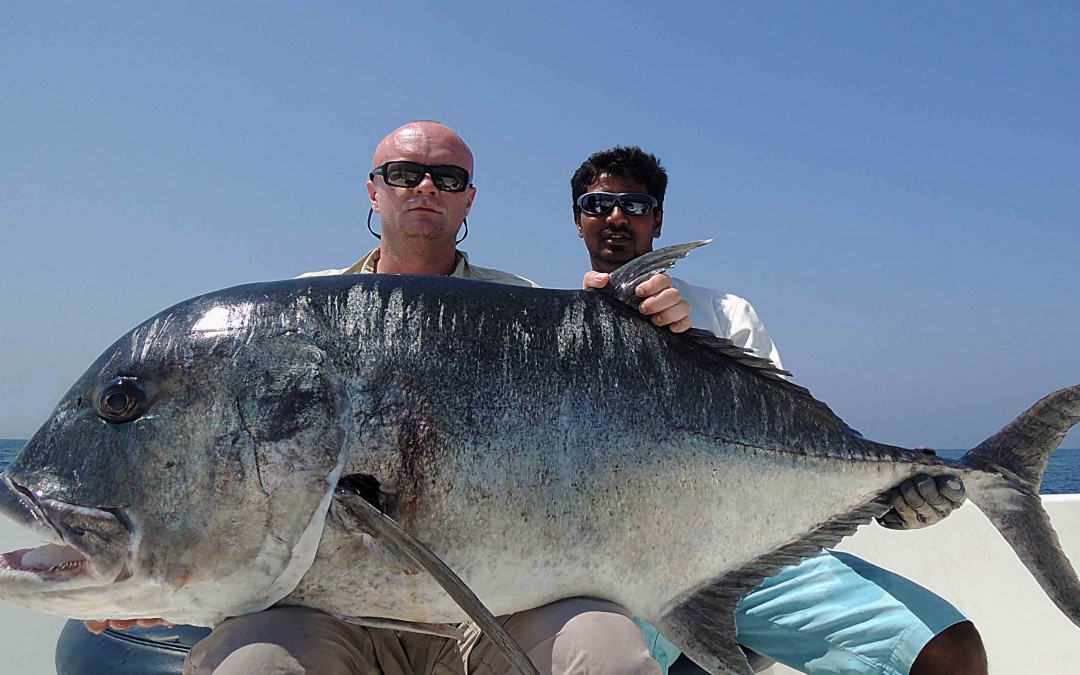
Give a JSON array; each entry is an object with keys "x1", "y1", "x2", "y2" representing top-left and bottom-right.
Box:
[
  {"x1": 654, "y1": 497, "x2": 891, "y2": 674},
  {"x1": 677, "y1": 329, "x2": 855, "y2": 434},
  {"x1": 680, "y1": 327, "x2": 804, "y2": 392},
  {"x1": 598, "y1": 241, "x2": 852, "y2": 430},
  {"x1": 600, "y1": 240, "x2": 711, "y2": 309},
  {"x1": 677, "y1": 330, "x2": 856, "y2": 431},
  {"x1": 598, "y1": 240, "x2": 796, "y2": 388}
]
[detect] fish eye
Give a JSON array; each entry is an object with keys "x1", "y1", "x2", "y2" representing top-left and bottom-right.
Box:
[{"x1": 96, "y1": 377, "x2": 148, "y2": 424}]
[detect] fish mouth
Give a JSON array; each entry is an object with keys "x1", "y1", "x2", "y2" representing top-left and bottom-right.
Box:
[
  {"x1": 0, "y1": 474, "x2": 133, "y2": 589},
  {"x1": 0, "y1": 544, "x2": 94, "y2": 582}
]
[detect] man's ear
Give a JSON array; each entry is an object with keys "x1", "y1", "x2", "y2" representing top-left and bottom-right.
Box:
[
  {"x1": 653, "y1": 209, "x2": 663, "y2": 238},
  {"x1": 367, "y1": 180, "x2": 380, "y2": 213},
  {"x1": 463, "y1": 185, "x2": 477, "y2": 216},
  {"x1": 574, "y1": 208, "x2": 584, "y2": 238}
]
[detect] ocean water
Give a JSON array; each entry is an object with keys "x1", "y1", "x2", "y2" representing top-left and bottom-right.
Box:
[{"x1": 2, "y1": 438, "x2": 1079, "y2": 493}]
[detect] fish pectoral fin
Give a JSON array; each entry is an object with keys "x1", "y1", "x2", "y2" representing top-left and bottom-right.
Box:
[
  {"x1": 332, "y1": 485, "x2": 540, "y2": 675},
  {"x1": 331, "y1": 474, "x2": 418, "y2": 573},
  {"x1": 356, "y1": 532, "x2": 420, "y2": 575}
]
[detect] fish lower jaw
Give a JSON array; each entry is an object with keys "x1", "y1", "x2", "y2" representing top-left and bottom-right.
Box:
[{"x1": 0, "y1": 544, "x2": 96, "y2": 584}]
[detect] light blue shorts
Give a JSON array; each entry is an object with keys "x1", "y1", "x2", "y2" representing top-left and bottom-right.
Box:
[{"x1": 638, "y1": 550, "x2": 968, "y2": 675}]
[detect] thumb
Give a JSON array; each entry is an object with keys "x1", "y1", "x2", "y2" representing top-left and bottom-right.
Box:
[{"x1": 583, "y1": 271, "x2": 610, "y2": 290}]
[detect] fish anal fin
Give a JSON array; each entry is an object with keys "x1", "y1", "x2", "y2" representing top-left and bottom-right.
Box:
[
  {"x1": 657, "y1": 498, "x2": 892, "y2": 674},
  {"x1": 655, "y1": 595, "x2": 752, "y2": 675}
]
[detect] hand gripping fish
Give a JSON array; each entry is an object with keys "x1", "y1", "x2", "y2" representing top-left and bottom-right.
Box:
[{"x1": 0, "y1": 242, "x2": 1078, "y2": 675}]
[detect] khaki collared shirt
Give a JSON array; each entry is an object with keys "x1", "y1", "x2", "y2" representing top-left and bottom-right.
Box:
[{"x1": 298, "y1": 247, "x2": 538, "y2": 288}]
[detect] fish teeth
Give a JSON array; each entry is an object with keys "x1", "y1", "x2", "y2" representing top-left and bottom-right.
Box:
[
  {"x1": 20, "y1": 543, "x2": 86, "y2": 571},
  {"x1": 53, "y1": 559, "x2": 86, "y2": 572}
]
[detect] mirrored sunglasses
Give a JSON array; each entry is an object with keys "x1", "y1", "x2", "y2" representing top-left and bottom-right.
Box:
[
  {"x1": 370, "y1": 161, "x2": 472, "y2": 193},
  {"x1": 576, "y1": 192, "x2": 658, "y2": 216}
]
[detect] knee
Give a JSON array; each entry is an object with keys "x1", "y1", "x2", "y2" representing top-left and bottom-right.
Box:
[
  {"x1": 911, "y1": 621, "x2": 987, "y2": 675},
  {"x1": 184, "y1": 607, "x2": 351, "y2": 675},
  {"x1": 542, "y1": 599, "x2": 661, "y2": 675},
  {"x1": 184, "y1": 612, "x2": 301, "y2": 675},
  {"x1": 186, "y1": 640, "x2": 306, "y2": 675}
]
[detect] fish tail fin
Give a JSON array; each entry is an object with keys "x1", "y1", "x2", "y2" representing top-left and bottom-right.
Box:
[
  {"x1": 960, "y1": 384, "x2": 1080, "y2": 626},
  {"x1": 962, "y1": 385, "x2": 1080, "y2": 492}
]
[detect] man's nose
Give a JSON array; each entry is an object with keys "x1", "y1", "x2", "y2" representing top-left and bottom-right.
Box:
[
  {"x1": 606, "y1": 204, "x2": 629, "y2": 225},
  {"x1": 413, "y1": 172, "x2": 439, "y2": 194}
]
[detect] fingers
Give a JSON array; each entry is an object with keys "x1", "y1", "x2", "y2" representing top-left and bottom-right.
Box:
[
  {"x1": 641, "y1": 292, "x2": 691, "y2": 331},
  {"x1": 637, "y1": 277, "x2": 693, "y2": 333},
  {"x1": 878, "y1": 474, "x2": 967, "y2": 530},
  {"x1": 881, "y1": 485, "x2": 925, "y2": 530},
  {"x1": 876, "y1": 509, "x2": 908, "y2": 530},
  {"x1": 583, "y1": 272, "x2": 693, "y2": 333},
  {"x1": 635, "y1": 273, "x2": 673, "y2": 297},
  {"x1": 109, "y1": 619, "x2": 142, "y2": 631},
  {"x1": 666, "y1": 315, "x2": 693, "y2": 334},
  {"x1": 83, "y1": 620, "x2": 109, "y2": 635},
  {"x1": 82, "y1": 618, "x2": 173, "y2": 634},
  {"x1": 582, "y1": 271, "x2": 610, "y2": 290},
  {"x1": 83, "y1": 619, "x2": 137, "y2": 634},
  {"x1": 911, "y1": 474, "x2": 966, "y2": 512},
  {"x1": 936, "y1": 475, "x2": 967, "y2": 506},
  {"x1": 902, "y1": 474, "x2": 951, "y2": 522},
  {"x1": 907, "y1": 474, "x2": 944, "y2": 510},
  {"x1": 138, "y1": 618, "x2": 175, "y2": 628}
]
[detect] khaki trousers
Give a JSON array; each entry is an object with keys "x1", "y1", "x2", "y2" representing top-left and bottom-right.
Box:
[{"x1": 184, "y1": 597, "x2": 662, "y2": 675}]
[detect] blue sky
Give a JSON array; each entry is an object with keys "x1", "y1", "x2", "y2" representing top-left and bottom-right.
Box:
[{"x1": 2, "y1": 3, "x2": 1077, "y2": 447}]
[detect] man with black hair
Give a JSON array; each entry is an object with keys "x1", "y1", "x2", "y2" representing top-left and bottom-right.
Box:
[{"x1": 572, "y1": 145, "x2": 986, "y2": 675}]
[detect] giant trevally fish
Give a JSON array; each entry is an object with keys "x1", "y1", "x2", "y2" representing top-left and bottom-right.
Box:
[{"x1": 1, "y1": 243, "x2": 1078, "y2": 675}]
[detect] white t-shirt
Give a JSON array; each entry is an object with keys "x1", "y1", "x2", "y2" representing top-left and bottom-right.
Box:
[{"x1": 672, "y1": 277, "x2": 784, "y2": 370}]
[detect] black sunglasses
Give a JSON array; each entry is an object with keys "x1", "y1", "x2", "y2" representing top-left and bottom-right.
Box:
[
  {"x1": 370, "y1": 161, "x2": 472, "y2": 193},
  {"x1": 575, "y1": 192, "x2": 658, "y2": 217}
]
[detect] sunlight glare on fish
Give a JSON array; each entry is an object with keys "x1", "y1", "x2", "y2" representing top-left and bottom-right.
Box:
[{"x1": 190, "y1": 304, "x2": 255, "y2": 338}]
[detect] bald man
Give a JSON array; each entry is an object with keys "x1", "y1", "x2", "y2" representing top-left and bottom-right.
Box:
[
  {"x1": 180, "y1": 124, "x2": 678, "y2": 673},
  {"x1": 78, "y1": 122, "x2": 681, "y2": 674}
]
